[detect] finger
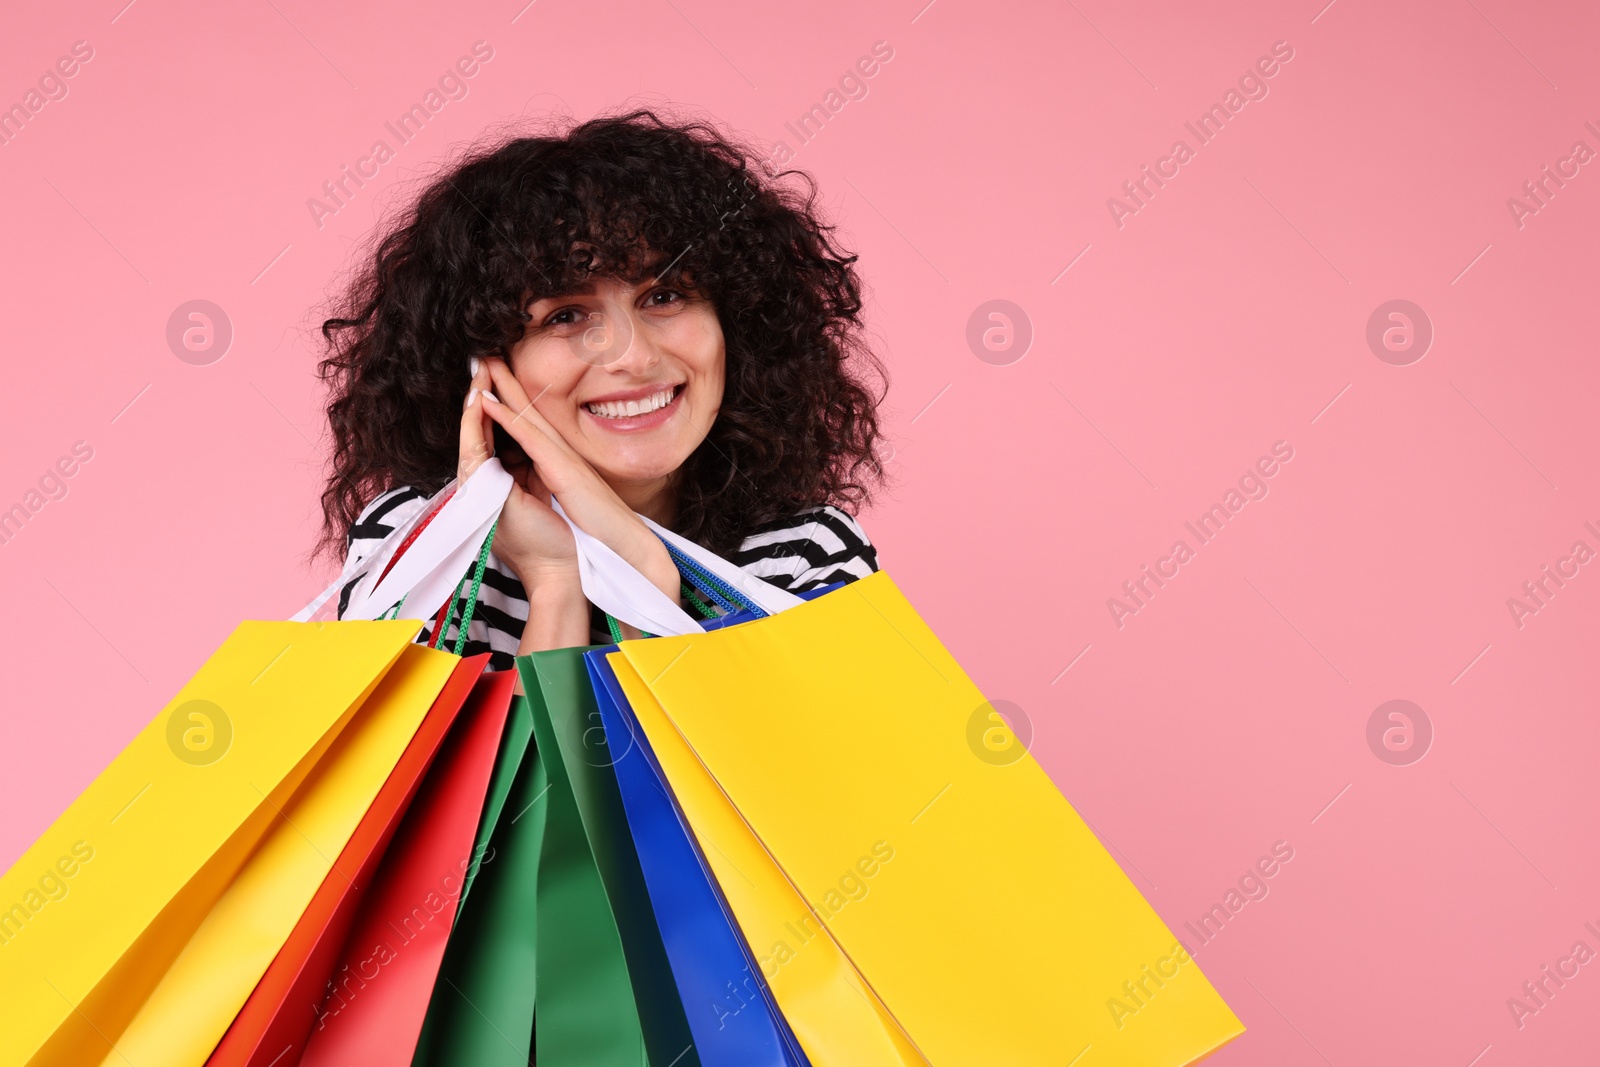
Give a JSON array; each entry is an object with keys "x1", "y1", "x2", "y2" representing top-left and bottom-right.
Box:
[
  {"x1": 478, "y1": 361, "x2": 592, "y2": 494},
  {"x1": 481, "y1": 386, "x2": 661, "y2": 575},
  {"x1": 457, "y1": 358, "x2": 495, "y2": 481},
  {"x1": 482, "y1": 357, "x2": 581, "y2": 462},
  {"x1": 478, "y1": 359, "x2": 651, "y2": 554},
  {"x1": 501, "y1": 463, "x2": 557, "y2": 516},
  {"x1": 479, "y1": 390, "x2": 577, "y2": 493}
]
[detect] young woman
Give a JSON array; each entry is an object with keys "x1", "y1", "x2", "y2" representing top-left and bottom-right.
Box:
[{"x1": 317, "y1": 110, "x2": 888, "y2": 668}]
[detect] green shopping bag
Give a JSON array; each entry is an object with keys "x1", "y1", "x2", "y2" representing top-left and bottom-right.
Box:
[
  {"x1": 520, "y1": 649, "x2": 699, "y2": 1067},
  {"x1": 459, "y1": 685, "x2": 536, "y2": 907},
  {"x1": 414, "y1": 657, "x2": 696, "y2": 1067}
]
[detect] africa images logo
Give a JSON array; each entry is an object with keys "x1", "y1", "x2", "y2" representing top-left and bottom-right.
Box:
[
  {"x1": 0, "y1": 841, "x2": 95, "y2": 949},
  {"x1": 1106, "y1": 441, "x2": 1295, "y2": 628},
  {"x1": 1106, "y1": 40, "x2": 1296, "y2": 229}
]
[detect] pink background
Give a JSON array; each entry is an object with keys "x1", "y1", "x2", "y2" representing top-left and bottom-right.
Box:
[{"x1": 2, "y1": 0, "x2": 1597, "y2": 1061}]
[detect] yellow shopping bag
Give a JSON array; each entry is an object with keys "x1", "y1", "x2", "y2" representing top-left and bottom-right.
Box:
[
  {"x1": 611, "y1": 655, "x2": 927, "y2": 1065},
  {"x1": 0, "y1": 619, "x2": 427, "y2": 1067},
  {"x1": 615, "y1": 571, "x2": 1244, "y2": 1067},
  {"x1": 89, "y1": 642, "x2": 457, "y2": 1067}
]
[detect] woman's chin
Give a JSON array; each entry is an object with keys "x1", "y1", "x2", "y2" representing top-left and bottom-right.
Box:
[{"x1": 591, "y1": 457, "x2": 686, "y2": 495}]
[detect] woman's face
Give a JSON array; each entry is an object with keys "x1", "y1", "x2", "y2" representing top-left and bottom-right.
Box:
[{"x1": 507, "y1": 273, "x2": 725, "y2": 497}]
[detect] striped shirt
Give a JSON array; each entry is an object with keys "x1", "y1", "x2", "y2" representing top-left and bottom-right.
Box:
[{"x1": 337, "y1": 486, "x2": 880, "y2": 670}]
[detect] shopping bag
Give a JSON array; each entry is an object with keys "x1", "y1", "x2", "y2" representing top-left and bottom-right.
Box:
[
  {"x1": 520, "y1": 648, "x2": 701, "y2": 1066},
  {"x1": 90, "y1": 641, "x2": 460, "y2": 1067},
  {"x1": 0, "y1": 619, "x2": 426, "y2": 1067},
  {"x1": 582, "y1": 652, "x2": 812, "y2": 1067},
  {"x1": 542, "y1": 511, "x2": 918, "y2": 1065},
  {"x1": 296, "y1": 669, "x2": 517, "y2": 1067},
  {"x1": 414, "y1": 677, "x2": 687, "y2": 1067},
  {"x1": 206, "y1": 654, "x2": 493, "y2": 1067},
  {"x1": 553, "y1": 523, "x2": 928, "y2": 1065},
  {"x1": 602, "y1": 652, "x2": 925, "y2": 1066},
  {"x1": 610, "y1": 570, "x2": 1246, "y2": 1066},
  {"x1": 409, "y1": 695, "x2": 548, "y2": 1067}
]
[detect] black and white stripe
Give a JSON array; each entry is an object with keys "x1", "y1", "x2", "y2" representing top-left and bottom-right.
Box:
[{"x1": 337, "y1": 486, "x2": 880, "y2": 671}]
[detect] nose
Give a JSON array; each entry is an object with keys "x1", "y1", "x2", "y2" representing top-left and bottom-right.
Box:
[
  {"x1": 610, "y1": 314, "x2": 662, "y2": 375},
  {"x1": 569, "y1": 299, "x2": 661, "y2": 374}
]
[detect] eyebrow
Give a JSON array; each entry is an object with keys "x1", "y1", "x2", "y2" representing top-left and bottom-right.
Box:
[
  {"x1": 533, "y1": 259, "x2": 679, "y2": 303},
  {"x1": 543, "y1": 280, "x2": 599, "y2": 298}
]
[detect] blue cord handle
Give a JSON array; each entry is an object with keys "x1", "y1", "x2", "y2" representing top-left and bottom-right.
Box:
[{"x1": 658, "y1": 537, "x2": 767, "y2": 619}]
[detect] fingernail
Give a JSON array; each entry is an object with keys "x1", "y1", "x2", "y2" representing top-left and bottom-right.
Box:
[
  {"x1": 482, "y1": 391, "x2": 500, "y2": 405},
  {"x1": 466, "y1": 388, "x2": 479, "y2": 408},
  {"x1": 470, "y1": 357, "x2": 481, "y2": 377}
]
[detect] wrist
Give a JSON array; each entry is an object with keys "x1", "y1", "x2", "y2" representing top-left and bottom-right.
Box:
[
  {"x1": 643, "y1": 556, "x2": 681, "y2": 602},
  {"x1": 621, "y1": 537, "x2": 680, "y2": 602},
  {"x1": 511, "y1": 565, "x2": 590, "y2": 654},
  {"x1": 517, "y1": 582, "x2": 591, "y2": 654},
  {"x1": 501, "y1": 552, "x2": 580, "y2": 590}
]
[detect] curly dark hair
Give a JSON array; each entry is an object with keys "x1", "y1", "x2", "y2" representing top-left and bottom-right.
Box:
[{"x1": 315, "y1": 108, "x2": 887, "y2": 562}]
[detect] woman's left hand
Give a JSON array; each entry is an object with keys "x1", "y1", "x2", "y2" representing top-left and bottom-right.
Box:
[{"x1": 477, "y1": 356, "x2": 681, "y2": 603}]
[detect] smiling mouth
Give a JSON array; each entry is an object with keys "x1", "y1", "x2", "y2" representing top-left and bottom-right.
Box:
[{"x1": 583, "y1": 384, "x2": 684, "y2": 419}]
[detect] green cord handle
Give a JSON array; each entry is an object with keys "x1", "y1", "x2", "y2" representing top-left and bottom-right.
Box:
[
  {"x1": 681, "y1": 582, "x2": 720, "y2": 619},
  {"x1": 602, "y1": 581, "x2": 719, "y2": 643},
  {"x1": 391, "y1": 522, "x2": 726, "y2": 648},
  {"x1": 430, "y1": 520, "x2": 498, "y2": 654}
]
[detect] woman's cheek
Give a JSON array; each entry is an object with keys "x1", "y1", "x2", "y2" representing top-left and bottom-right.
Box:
[
  {"x1": 683, "y1": 306, "x2": 725, "y2": 370},
  {"x1": 515, "y1": 343, "x2": 583, "y2": 406}
]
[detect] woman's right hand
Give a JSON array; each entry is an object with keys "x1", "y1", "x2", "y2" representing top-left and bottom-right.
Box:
[{"x1": 459, "y1": 358, "x2": 579, "y2": 580}]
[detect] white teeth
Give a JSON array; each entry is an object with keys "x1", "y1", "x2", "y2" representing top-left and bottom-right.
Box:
[{"x1": 585, "y1": 387, "x2": 676, "y2": 419}]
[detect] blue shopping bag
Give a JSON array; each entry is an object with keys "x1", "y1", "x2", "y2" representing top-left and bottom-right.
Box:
[{"x1": 579, "y1": 587, "x2": 839, "y2": 1067}]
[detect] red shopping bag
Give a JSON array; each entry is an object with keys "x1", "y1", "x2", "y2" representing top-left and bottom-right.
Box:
[
  {"x1": 296, "y1": 670, "x2": 518, "y2": 1066},
  {"x1": 203, "y1": 655, "x2": 489, "y2": 1066},
  {"x1": 212, "y1": 474, "x2": 508, "y2": 1067}
]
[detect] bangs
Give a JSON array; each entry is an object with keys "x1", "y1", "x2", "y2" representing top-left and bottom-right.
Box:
[{"x1": 504, "y1": 151, "x2": 748, "y2": 305}]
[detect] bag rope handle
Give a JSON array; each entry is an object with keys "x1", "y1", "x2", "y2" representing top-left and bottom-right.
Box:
[
  {"x1": 376, "y1": 501, "x2": 760, "y2": 648},
  {"x1": 428, "y1": 520, "x2": 498, "y2": 654},
  {"x1": 602, "y1": 552, "x2": 748, "y2": 643}
]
